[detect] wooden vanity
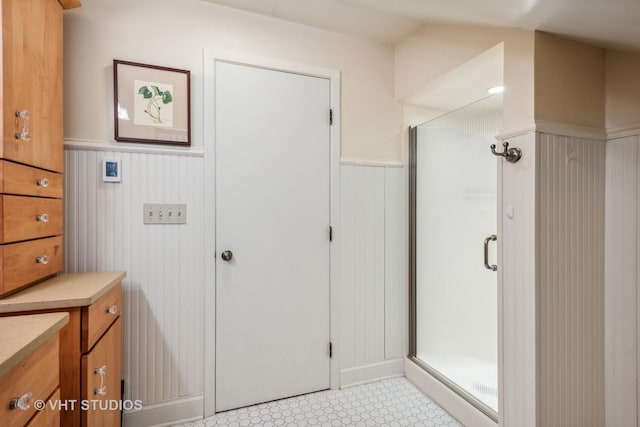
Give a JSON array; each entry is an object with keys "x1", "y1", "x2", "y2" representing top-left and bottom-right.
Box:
[
  {"x1": 0, "y1": 312, "x2": 69, "y2": 426},
  {"x1": 0, "y1": 271, "x2": 126, "y2": 427}
]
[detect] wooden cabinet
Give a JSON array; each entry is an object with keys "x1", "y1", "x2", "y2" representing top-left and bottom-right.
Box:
[
  {"x1": 0, "y1": 236, "x2": 64, "y2": 297},
  {"x1": 26, "y1": 389, "x2": 61, "y2": 427},
  {"x1": 71, "y1": 285, "x2": 124, "y2": 426},
  {"x1": 0, "y1": 273, "x2": 124, "y2": 427},
  {"x1": 0, "y1": 161, "x2": 63, "y2": 198},
  {"x1": 0, "y1": 313, "x2": 68, "y2": 427},
  {"x1": 82, "y1": 317, "x2": 122, "y2": 426},
  {"x1": 0, "y1": 335, "x2": 59, "y2": 427},
  {"x1": 1, "y1": 0, "x2": 63, "y2": 173},
  {"x1": 20, "y1": 283, "x2": 123, "y2": 427},
  {"x1": 0, "y1": 196, "x2": 63, "y2": 243},
  {"x1": 82, "y1": 284, "x2": 122, "y2": 351},
  {"x1": 0, "y1": 0, "x2": 77, "y2": 298}
]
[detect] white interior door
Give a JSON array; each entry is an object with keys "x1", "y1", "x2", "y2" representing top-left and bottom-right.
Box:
[{"x1": 215, "y1": 61, "x2": 331, "y2": 412}]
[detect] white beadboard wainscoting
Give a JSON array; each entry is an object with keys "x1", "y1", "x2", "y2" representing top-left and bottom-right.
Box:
[
  {"x1": 64, "y1": 148, "x2": 207, "y2": 418},
  {"x1": 339, "y1": 164, "x2": 407, "y2": 386},
  {"x1": 64, "y1": 145, "x2": 407, "y2": 425},
  {"x1": 537, "y1": 133, "x2": 605, "y2": 427},
  {"x1": 605, "y1": 134, "x2": 640, "y2": 427},
  {"x1": 497, "y1": 131, "x2": 537, "y2": 427},
  {"x1": 496, "y1": 130, "x2": 605, "y2": 427}
]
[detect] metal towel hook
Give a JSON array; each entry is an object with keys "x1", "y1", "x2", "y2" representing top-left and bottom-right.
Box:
[{"x1": 490, "y1": 141, "x2": 522, "y2": 163}]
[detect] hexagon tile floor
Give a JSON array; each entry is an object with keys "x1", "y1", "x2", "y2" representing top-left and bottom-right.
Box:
[{"x1": 177, "y1": 377, "x2": 462, "y2": 426}]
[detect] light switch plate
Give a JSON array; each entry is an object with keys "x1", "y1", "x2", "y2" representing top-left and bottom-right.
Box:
[{"x1": 144, "y1": 204, "x2": 187, "y2": 224}]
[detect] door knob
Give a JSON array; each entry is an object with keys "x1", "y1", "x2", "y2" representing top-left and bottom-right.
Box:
[{"x1": 221, "y1": 250, "x2": 233, "y2": 261}]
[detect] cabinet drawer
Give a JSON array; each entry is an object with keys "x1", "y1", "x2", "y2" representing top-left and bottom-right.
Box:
[
  {"x1": 0, "y1": 161, "x2": 62, "y2": 198},
  {"x1": 0, "y1": 195, "x2": 62, "y2": 244},
  {"x1": 81, "y1": 317, "x2": 122, "y2": 427},
  {"x1": 26, "y1": 388, "x2": 60, "y2": 427},
  {"x1": 0, "y1": 335, "x2": 59, "y2": 427},
  {"x1": 82, "y1": 283, "x2": 122, "y2": 352},
  {"x1": 0, "y1": 236, "x2": 63, "y2": 297}
]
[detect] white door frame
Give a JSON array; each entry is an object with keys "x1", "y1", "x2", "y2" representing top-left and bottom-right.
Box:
[{"x1": 202, "y1": 49, "x2": 341, "y2": 417}]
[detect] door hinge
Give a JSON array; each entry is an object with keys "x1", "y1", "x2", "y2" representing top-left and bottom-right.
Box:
[
  {"x1": 329, "y1": 342, "x2": 333, "y2": 358},
  {"x1": 329, "y1": 109, "x2": 333, "y2": 125},
  {"x1": 329, "y1": 226, "x2": 333, "y2": 242}
]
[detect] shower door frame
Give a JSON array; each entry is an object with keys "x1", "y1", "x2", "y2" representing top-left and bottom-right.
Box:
[{"x1": 407, "y1": 124, "x2": 500, "y2": 423}]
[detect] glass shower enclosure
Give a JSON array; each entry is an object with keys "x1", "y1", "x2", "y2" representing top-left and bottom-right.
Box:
[{"x1": 409, "y1": 94, "x2": 502, "y2": 420}]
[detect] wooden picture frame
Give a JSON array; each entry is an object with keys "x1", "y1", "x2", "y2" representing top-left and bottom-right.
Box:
[{"x1": 113, "y1": 60, "x2": 191, "y2": 146}]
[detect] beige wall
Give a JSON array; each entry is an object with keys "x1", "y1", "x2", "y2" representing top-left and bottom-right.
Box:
[
  {"x1": 63, "y1": 0, "x2": 402, "y2": 162},
  {"x1": 394, "y1": 23, "x2": 535, "y2": 132},
  {"x1": 534, "y1": 32, "x2": 605, "y2": 129},
  {"x1": 605, "y1": 50, "x2": 640, "y2": 133},
  {"x1": 401, "y1": 105, "x2": 444, "y2": 128},
  {"x1": 394, "y1": 26, "x2": 616, "y2": 133}
]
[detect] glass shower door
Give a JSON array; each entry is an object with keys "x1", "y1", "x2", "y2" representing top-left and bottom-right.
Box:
[{"x1": 410, "y1": 94, "x2": 502, "y2": 418}]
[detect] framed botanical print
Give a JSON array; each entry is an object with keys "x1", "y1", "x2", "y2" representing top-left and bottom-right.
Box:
[{"x1": 113, "y1": 60, "x2": 191, "y2": 146}]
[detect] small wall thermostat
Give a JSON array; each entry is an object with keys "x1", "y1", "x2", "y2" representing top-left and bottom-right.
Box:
[{"x1": 103, "y1": 158, "x2": 122, "y2": 182}]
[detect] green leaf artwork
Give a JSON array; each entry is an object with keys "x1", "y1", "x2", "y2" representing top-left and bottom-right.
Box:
[{"x1": 136, "y1": 84, "x2": 173, "y2": 124}]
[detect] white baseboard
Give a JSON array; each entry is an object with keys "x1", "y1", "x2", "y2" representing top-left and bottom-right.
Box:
[
  {"x1": 405, "y1": 358, "x2": 496, "y2": 427},
  {"x1": 124, "y1": 395, "x2": 203, "y2": 427},
  {"x1": 340, "y1": 358, "x2": 404, "y2": 388}
]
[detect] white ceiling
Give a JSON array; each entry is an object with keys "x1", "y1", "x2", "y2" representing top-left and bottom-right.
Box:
[
  {"x1": 203, "y1": 0, "x2": 640, "y2": 50},
  {"x1": 202, "y1": 0, "x2": 639, "y2": 112}
]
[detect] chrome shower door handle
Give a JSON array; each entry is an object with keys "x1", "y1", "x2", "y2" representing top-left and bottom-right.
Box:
[{"x1": 484, "y1": 234, "x2": 497, "y2": 271}]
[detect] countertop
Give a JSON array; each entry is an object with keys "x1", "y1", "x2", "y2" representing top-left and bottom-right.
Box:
[
  {"x1": 0, "y1": 312, "x2": 69, "y2": 378},
  {"x1": 0, "y1": 271, "x2": 126, "y2": 314}
]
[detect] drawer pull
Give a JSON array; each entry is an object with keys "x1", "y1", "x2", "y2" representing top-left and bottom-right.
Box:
[
  {"x1": 95, "y1": 365, "x2": 107, "y2": 395},
  {"x1": 36, "y1": 255, "x2": 49, "y2": 265},
  {"x1": 15, "y1": 110, "x2": 31, "y2": 141},
  {"x1": 106, "y1": 305, "x2": 117, "y2": 315},
  {"x1": 36, "y1": 178, "x2": 49, "y2": 188},
  {"x1": 9, "y1": 392, "x2": 32, "y2": 411},
  {"x1": 36, "y1": 213, "x2": 49, "y2": 223}
]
